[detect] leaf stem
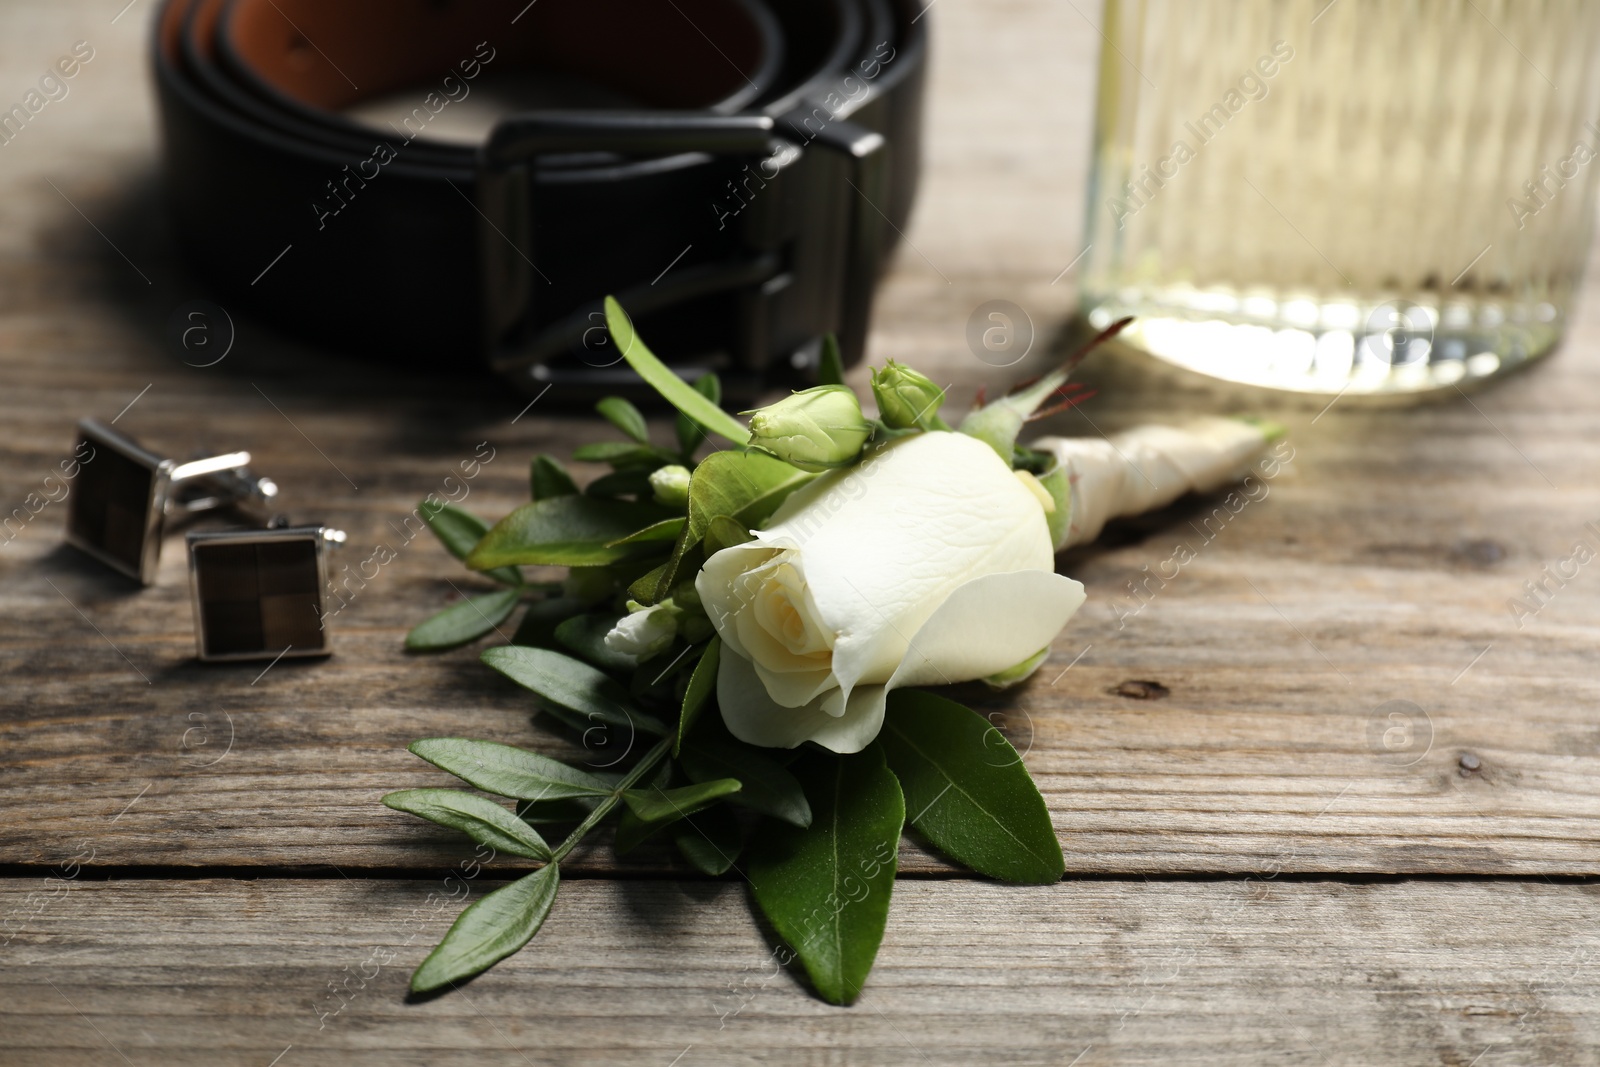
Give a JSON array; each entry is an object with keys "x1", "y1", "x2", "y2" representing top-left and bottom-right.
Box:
[{"x1": 549, "y1": 737, "x2": 673, "y2": 862}]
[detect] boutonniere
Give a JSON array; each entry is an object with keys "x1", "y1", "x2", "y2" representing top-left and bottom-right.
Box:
[{"x1": 387, "y1": 300, "x2": 1283, "y2": 1003}]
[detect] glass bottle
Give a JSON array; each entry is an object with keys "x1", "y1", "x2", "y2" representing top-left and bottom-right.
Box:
[{"x1": 1080, "y1": 0, "x2": 1600, "y2": 400}]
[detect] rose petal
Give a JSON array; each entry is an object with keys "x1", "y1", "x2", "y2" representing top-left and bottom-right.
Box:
[
  {"x1": 764, "y1": 432, "x2": 1056, "y2": 703},
  {"x1": 717, "y1": 648, "x2": 888, "y2": 754},
  {"x1": 750, "y1": 660, "x2": 837, "y2": 709},
  {"x1": 888, "y1": 570, "x2": 1086, "y2": 689},
  {"x1": 697, "y1": 541, "x2": 781, "y2": 664},
  {"x1": 754, "y1": 561, "x2": 834, "y2": 657}
]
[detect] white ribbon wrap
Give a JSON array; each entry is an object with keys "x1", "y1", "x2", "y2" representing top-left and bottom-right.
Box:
[{"x1": 1031, "y1": 417, "x2": 1271, "y2": 551}]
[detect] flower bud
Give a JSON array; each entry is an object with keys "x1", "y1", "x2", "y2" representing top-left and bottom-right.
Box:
[
  {"x1": 745, "y1": 385, "x2": 872, "y2": 472},
  {"x1": 870, "y1": 360, "x2": 946, "y2": 429},
  {"x1": 668, "y1": 580, "x2": 715, "y2": 643},
  {"x1": 648, "y1": 464, "x2": 692, "y2": 508},
  {"x1": 603, "y1": 598, "x2": 681, "y2": 663}
]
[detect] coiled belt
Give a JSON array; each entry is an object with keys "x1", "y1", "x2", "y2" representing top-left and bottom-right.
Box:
[{"x1": 153, "y1": 0, "x2": 928, "y2": 399}]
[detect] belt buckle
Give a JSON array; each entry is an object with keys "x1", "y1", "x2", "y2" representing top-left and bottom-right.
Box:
[{"x1": 475, "y1": 110, "x2": 888, "y2": 401}]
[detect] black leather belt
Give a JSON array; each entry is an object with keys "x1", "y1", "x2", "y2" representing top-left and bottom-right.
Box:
[{"x1": 152, "y1": 0, "x2": 928, "y2": 399}]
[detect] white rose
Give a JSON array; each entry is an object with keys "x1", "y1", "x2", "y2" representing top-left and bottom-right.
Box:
[{"x1": 695, "y1": 431, "x2": 1085, "y2": 753}]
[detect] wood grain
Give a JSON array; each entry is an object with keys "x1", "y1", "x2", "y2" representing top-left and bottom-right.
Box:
[
  {"x1": 5, "y1": 0, "x2": 1600, "y2": 1058},
  {"x1": 5, "y1": 0, "x2": 1600, "y2": 880},
  {"x1": 5, "y1": 876, "x2": 1600, "y2": 1067}
]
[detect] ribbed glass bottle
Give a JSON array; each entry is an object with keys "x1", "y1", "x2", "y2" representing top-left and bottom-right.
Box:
[{"x1": 1080, "y1": 0, "x2": 1600, "y2": 399}]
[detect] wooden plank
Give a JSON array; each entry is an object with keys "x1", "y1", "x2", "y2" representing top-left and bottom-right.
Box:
[
  {"x1": 3, "y1": 0, "x2": 1600, "y2": 876},
  {"x1": 6, "y1": 419, "x2": 1600, "y2": 875},
  {"x1": 4, "y1": 876, "x2": 1599, "y2": 1066},
  {"x1": 3, "y1": 0, "x2": 1600, "y2": 1057},
  {"x1": 5, "y1": 0, "x2": 1600, "y2": 879}
]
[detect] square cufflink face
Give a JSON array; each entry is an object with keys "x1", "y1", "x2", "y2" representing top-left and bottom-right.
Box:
[
  {"x1": 187, "y1": 526, "x2": 333, "y2": 662},
  {"x1": 64, "y1": 419, "x2": 175, "y2": 584}
]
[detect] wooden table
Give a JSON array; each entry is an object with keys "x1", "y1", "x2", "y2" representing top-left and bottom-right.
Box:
[{"x1": 4, "y1": 2, "x2": 1600, "y2": 1064}]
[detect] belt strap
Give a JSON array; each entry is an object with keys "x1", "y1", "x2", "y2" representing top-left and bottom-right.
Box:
[{"x1": 153, "y1": 0, "x2": 928, "y2": 400}]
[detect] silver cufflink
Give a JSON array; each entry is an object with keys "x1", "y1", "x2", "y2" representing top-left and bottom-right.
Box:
[
  {"x1": 64, "y1": 418, "x2": 279, "y2": 585},
  {"x1": 186, "y1": 524, "x2": 347, "y2": 663}
]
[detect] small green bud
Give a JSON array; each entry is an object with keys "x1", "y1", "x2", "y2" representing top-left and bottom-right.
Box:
[
  {"x1": 668, "y1": 578, "x2": 703, "y2": 613},
  {"x1": 667, "y1": 579, "x2": 715, "y2": 644},
  {"x1": 648, "y1": 464, "x2": 692, "y2": 508},
  {"x1": 745, "y1": 385, "x2": 873, "y2": 472},
  {"x1": 870, "y1": 360, "x2": 947, "y2": 429}
]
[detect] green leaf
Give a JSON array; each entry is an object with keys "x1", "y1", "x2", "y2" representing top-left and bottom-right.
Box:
[
  {"x1": 418, "y1": 501, "x2": 521, "y2": 585},
  {"x1": 515, "y1": 797, "x2": 595, "y2": 825},
  {"x1": 481, "y1": 645, "x2": 668, "y2": 737},
  {"x1": 605, "y1": 296, "x2": 749, "y2": 445},
  {"x1": 689, "y1": 449, "x2": 814, "y2": 534},
  {"x1": 607, "y1": 517, "x2": 686, "y2": 547},
  {"x1": 677, "y1": 373, "x2": 722, "y2": 455},
  {"x1": 596, "y1": 396, "x2": 650, "y2": 444},
  {"x1": 418, "y1": 500, "x2": 488, "y2": 561},
  {"x1": 702, "y1": 515, "x2": 754, "y2": 557},
  {"x1": 675, "y1": 636, "x2": 720, "y2": 756},
  {"x1": 748, "y1": 746, "x2": 903, "y2": 1005},
  {"x1": 410, "y1": 863, "x2": 560, "y2": 993},
  {"x1": 611, "y1": 758, "x2": 675, "y2": 853},
  {"x1": 879, "y1": 690, "x2": 1064, "y2": 884},
  {"x1": 409, "y1": 737, "x2": 615, "y2": 801},
  {"x1": 531, "y1": 455, "x2": 579, "y2": 500},
  {"x1": 511, "y1": 596, "x2": 585, "y2": 648},
  {"x1": 630, "y1": 544, "x2": 702, "y2": 607},
  {"x1": 553, "y1": 613, "x2": 639, "y2": 674},
  {"x1": 622, "y1": 778, "x2": 742, "y2": 823},
  {"x1": 817, "y1": 333, "x2": 846, "y2": 386},
  {"x1": 960, "y1": 367, "x2": 1082, "y2": 465},
  {"x1": 468, "y1": 496, "x2": 669, "y2": 569},
  {"x1": 571, "y1": 441, "x2": 665, "y2": 465},
  {"x1": 673, "y1": 802, "x2": 743, "y2": 875},
  {"x1": 637, "y1": 450, "x2": 811, "y2": 602},
  {"x1": 627, "y1": 559, "x2": 675, "y2": 605},
  {"x1": 585, "y1": 467, "x2": 654, "y2": 499},
  {"x1": 405, "y1": 588, "x2": 521, "y2": 651},
  {"x1": 605, "y1": 554, "x2": 668, "y2": 589},
  {"x1": 613, "y1": 805, "x2": 656, "y2": 854},
  {"x1": 383, "y1": 788, "x2": 551, "y2": 860},
  {"x1": 681, "y1": 734, "x2": 811, "y2": 828}
]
